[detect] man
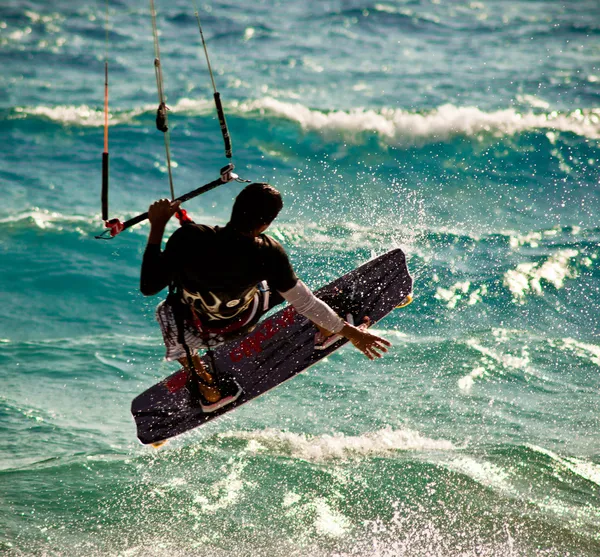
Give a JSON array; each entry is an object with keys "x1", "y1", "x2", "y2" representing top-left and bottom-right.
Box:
[{"x1": 141, "y1": 183, "x2": 391, "y2": 412}]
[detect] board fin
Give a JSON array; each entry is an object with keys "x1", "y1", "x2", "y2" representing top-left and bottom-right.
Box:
[
  {"x1": 151, "y1": 439, "x2": 169, "y2": 449},
  {"x1": 396, "y1": 294, "x2": 413, "y2": 309}
]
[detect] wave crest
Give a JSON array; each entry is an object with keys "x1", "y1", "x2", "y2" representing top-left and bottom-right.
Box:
[{"x1": 236, "y1": 98, "x2": 600, "y2": 145}]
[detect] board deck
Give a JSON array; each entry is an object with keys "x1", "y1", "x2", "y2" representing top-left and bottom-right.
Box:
[{"x1": 131, "y1": 248, "x2": 413, "y2": 444}]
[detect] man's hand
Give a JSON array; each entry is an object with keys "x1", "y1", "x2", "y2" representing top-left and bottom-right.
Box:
[
  {"x1": 148, "y1": 198, "x2": 181, "y2": 228},
  {"x1": 147, "y1": 199, "x2": 181, "y2": 245},
  {"x1": 340, "y1": 317, "x2": 391, "y2": 360}
]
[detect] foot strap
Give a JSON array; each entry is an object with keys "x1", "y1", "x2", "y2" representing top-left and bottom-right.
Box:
[
  {"x1": 314, "y1": 314, "x2": 354, "y2": 351},
  {"x1": 187, "y1": 367, "x2": 242, "y2": 413}
]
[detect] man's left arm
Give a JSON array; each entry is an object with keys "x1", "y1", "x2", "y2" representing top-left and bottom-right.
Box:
[
  {"x1": 279, "y1": 280, "x2": 391, "y2": 360},
  {"x1": 267, "y1": 238, "x2": 391, "y2": 360}
]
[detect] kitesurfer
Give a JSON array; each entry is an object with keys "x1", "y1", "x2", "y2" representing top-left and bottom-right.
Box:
[{"x1": 140, "y1": 182, "x2": 391, "y2": 411}]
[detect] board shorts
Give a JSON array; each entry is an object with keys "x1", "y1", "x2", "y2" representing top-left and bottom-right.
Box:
[{"x1": 156, "y1": 282, "x2": 282, "y2": 361}]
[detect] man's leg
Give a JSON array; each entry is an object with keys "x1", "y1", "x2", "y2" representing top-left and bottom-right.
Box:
[
  {"x1": 177, "y1": 353, "x2": 222, "y2": 403},
  {"x1": 156, "y1": 297, "x2": 246, "y2": 411}
]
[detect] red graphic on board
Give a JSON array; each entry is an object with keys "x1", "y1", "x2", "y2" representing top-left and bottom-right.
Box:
[
  {"x1": 229, "y1": 307, "x2": 296, "y2": 362},
  {"x1": 165, "y1": 369, "x2": 189, "y2": 393}
]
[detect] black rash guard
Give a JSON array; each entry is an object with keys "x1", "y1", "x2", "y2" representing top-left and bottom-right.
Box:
[{"x1": 140, "y1": 223, "x2": 298, "y2": 297}]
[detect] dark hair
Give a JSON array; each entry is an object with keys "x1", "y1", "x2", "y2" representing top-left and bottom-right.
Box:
[{"x1": 229, "y1": 182, "x2": 283, "y2": 232}]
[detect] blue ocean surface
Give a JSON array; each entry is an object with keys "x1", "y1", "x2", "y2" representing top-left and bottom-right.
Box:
[{"x1": 1, "y1": 0, "x2": 599, "y2": 555}]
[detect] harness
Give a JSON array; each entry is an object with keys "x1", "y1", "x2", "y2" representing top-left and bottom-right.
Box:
[{"x1": 170, "y1": 281, "x2": 271, "y2": 344}]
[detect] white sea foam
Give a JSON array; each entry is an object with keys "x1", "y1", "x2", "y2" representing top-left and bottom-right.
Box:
[
  {"x1": 0, "y1": 208, "x2": 89, "y2": 227},
  {"x1": 340, "y1": 500, "x2": 524, "y2": 557},
  {"x1": 435, "y1": 281, "x2": 488, "y2": 309},
  {"x1": 10, "y1": 98, "x2": 217, "y2": 127},
  {"x1": 503, "y1": 249, "x2": 579, "y2": 302},
  {"x1": 314, "y1": 499, "x2": 351, "y2": 537},
  {"x1": 516, "y1": 94, "x2": 551, "y2": 110},
  {"x1": 0, "y1": 208, "x2": 153, "y2": 238},
  {"x1": 465, "y1": 338, "x2": 531, "y2": 372},
  {"x1": 527, "y1": 445, "x2": 600, "y2": 488},
  {"x1": 370, "y1": 328, "x2": 409, "y2": 340},
  {"x1": 191, "y1": 460, "x2": 255, "y2": 514},
  {"x1": 459, "y1": 328, "x2": 559, "y2": 391},
  {"x1": 7, "y1": 332, "x2": 160, "y2": 350},
  {"x1": 0, "y1": 208, "x2": 418, "y2": 254},
  {"x1": 458, "y1": 366, "x2": 487, "y2": 393},
  {"x1": 443, "y1": 456, "x2": 513, "y2": 494},
  {"x1": 270, "y1": 221, "x2": 417, "y2": 254},
  {"x1": 14, "y1": 98, "x2": 600, "y2": 144},
  {"x1": 283, "y1": 496, "x2": 352, "y2": 538},
  {"x1": 557, "y1": 338, "x2": 600, "y2": 367},
  {"x1": 219, "y1": 427, "x2": 455, "y2": 462},
  {"x1": 13, "y1": 104, "x2": 149, "y2": 127},
  {"x1": 506, "y1": 225, "x2": 581, "y2": 248},
  {"x1": 164, "y1": 97, "x2": 214, "y2": 115},
  {"x1": 0, "y1": 208, "x2": 96, "y2": 238},
  {"x1": 94, "y1": 353, "x2": 137, "y2": 373}
]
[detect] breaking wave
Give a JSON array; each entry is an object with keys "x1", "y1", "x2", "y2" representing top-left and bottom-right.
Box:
[
  {"x1": 235, "y1": 98, "x2": 600, "y2": 145},
  {"x1": 8, "y1": 98, "x2": 600, "y2": 146},
  {"x1": 217, "y1": 427, "x2": 455, "y2": 461}
]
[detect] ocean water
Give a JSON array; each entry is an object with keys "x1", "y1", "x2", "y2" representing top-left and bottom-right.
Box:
[{"x1": 1, "y1": 0, "x2": 599, "y2": 555}]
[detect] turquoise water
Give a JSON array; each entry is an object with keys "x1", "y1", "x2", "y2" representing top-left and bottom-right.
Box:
[{"x1": 1, "y1": 1, "x2": 600, "y2": 555}]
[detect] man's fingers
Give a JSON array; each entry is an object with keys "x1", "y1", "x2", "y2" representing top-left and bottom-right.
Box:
[
  {"x1": 350, "y1": 318, "x2": 392, "y2": 359},
  {"x1": 361, "y1": 343, "x2": 386, "y2": 360},
  {"x1": 370, "y1": 333, "x2": 391, "y2": 346},
  {"x1": 366, "y1": 335, "x2": 391, "y2": 349},
  {"x1": 370, "y1": 345, "x2": 385, "y2": 357},
  {"x1": 366, "y1": 344, "x2": 386, "y2": 356},
  {"x1": 356, "y1": 323, "x2": 391, "y2": 347}
]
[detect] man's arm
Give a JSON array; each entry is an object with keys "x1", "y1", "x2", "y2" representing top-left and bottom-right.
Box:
[
  {"x1": 140, "y1": 199, "x2": 181, "y2": 296},
  {"x1": 279, "y1": 280, "x2": 391, "y2": 360}
]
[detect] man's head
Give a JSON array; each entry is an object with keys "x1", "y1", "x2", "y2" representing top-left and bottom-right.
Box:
[{"x1": 229, "y1": 182, "x2": 283, "y2": 234}]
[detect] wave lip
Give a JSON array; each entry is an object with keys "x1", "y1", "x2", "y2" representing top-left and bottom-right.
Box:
[{"x1": 237, "y1": 98, "x2": 600, "y2": 145}]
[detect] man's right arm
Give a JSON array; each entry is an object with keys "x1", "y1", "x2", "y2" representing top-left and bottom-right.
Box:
[{"x1": 140, "y1": 199, "x2": 181, "y2": 296}]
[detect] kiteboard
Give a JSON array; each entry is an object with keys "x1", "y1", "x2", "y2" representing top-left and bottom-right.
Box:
[{"x1": 131, "y1": 248, "x2": 413, "y2": 445}]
